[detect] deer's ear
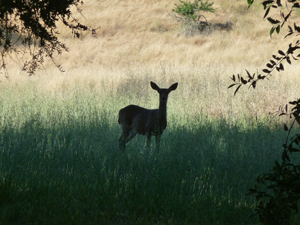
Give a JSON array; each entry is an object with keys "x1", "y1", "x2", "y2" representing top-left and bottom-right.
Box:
[
  {"x1": 169, "y1": 83, "x2": 178, "y2": 91},
  {"x1": 150, "y1": 82, "x2": 160, "y2": 91}
]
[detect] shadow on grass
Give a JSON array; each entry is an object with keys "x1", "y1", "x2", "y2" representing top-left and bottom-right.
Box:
[{"x1": 0, "y1": 115, "x2": 287, "y2": 225}]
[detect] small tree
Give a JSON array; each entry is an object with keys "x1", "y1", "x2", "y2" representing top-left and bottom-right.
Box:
[
  {"x1": 172, "y1": 0, "x2": 215, "y2": 21},
  {"x1": 172, "y1": 0, "x2": 216, "y2": 36},
  {"x1": 0, "y1": 0, "x2": 94, "y2": 77},
  {"x1": 229, "y1": 0, "x2": 300, "y2": 224}
]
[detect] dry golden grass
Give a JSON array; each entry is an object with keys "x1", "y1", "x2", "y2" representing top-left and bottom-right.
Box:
[{"x1": 1, "y1": 0, "x2": 300, "y2": 119}]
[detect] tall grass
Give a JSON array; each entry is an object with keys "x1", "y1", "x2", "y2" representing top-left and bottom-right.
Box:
[{"x1": 0, "y1": 69, "x2": 295, "y2": 224}]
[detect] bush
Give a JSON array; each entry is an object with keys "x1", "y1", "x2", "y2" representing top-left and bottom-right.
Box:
[{"x1": 172, "y1": 0, "x2": 215, "y2": 21}]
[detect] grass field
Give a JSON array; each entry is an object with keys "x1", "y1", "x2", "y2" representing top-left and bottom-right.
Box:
[
  {"x1": 0, "y1": 67, "x2": 299, "y2": 224},
  {"x1": 1, "y1": 0, "x2": 300, "y2": 224},
  {"x1": 0, "y1": 81, "x2": 282, "y2": 224}
]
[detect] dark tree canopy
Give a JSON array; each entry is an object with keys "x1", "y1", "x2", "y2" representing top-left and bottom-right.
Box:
[{"x1": 0, "y1": 0, "x2": 91, "y2": 76}]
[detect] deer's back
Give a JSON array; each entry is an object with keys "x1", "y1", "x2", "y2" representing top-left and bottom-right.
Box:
[{"x1": 118, "y1": 105, "x2": 165, "y2": 135}]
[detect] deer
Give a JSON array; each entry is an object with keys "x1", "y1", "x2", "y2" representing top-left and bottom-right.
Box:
[{"x1": 118, "y1": 81, "x2": 178, "y2": 152}]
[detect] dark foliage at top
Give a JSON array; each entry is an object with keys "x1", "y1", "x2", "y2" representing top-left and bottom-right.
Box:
[{"x1": 0, "y1": 0, "x2": 93, "y2": 76}]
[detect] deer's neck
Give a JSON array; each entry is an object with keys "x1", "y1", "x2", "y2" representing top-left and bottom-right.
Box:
[{"x1": 158, "y1": 101, "x2": 167, "y2": 120}]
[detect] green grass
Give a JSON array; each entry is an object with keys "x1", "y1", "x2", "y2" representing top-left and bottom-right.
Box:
[{"x1": 0, "y1": 82, "x2": 293, "y2": 225}]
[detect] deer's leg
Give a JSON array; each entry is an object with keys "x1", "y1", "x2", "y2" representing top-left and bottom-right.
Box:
[
  {"x1": 125, "y1": 131, "x2": 137, "y2": 143},
  {"x1": 146, "y1": 133, "x2": 151, "y2": 149},
  {"x1": 155, "y1": 135, "x2": 161, "y2": 152},
  {"x1": 119, "y1": 134, "x2": 127, "y2": 152},
  {"x1": 119, "y1": 126, "x2": 133, "y2": 152},
  {"x1": 119, "y1": 125, "x2": 138, "y2": 152}
]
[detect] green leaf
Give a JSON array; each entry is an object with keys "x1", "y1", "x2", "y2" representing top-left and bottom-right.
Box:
[
  {"x1": 273, "y1": 54, "x2": 282, "y2": 60},
  {"x1": 289, "y1": 101, "x2": 298, "y2": 105},
  {"x1": 247, "y1": 0, "x2": 254, "y2": 8},
  {"x1": 262, "y1": 0, "x2": 274, "y2": 10},
  {"x1": 293, "y1": 2, "x2": 300, "y2": 8},
  {"x1": 267, "y1": 17, "x2": 280, "y2": 24},
  {"x1": 264, "y1": 7, "x2": 271, "y2": 19},
  {"x1": 278, "y1": 50, "x2": 285, "y2": 56},
  {"x1": 284, "y1": 151, "x2": 291, "y2": 161},
  {"x1": 270, "y1": 27, "x2": 275, "y2": 36},
  {"x1": 289, "y1": 148, "x2": 300, "y2": 152},
  {"x1": 275, "y1": 160, "x2": 281, "y2": 168},
  {"x1": 246, "y1": 69, "x2": 252, "y2": 79},
  {"x1": 241, "y1": 77, "x2": 247, "y2": 84},
  {"x1": 279, "y1": 63, "x2": 284, "y2": 70},
  {"x1": 284, "y1": 11, "x2": 292, "y2": 22},
  {"x1": 234, "y1": 84, "x2": 242, "y2": 96},
  {"x1": 276, "y1": 0, "x2": 282, "y2": 7},
  {"x1": 232, "y1": 74, "x2": 236, "y2": 82},
  {"x1": 228, "y1": 84, "x2": 235, "y2": 89},
  {"x1": 294, "y1": 22, "x2": 300, "y2": 32}
]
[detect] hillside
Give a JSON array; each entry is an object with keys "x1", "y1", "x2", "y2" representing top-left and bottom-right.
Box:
[
  {"x1": 4, "y1": 0, "x2": 298, "y2": 73},
  {"x1": 2, "y1": 0, "x2": 300, "y2": 116},
  {"x1": 54, "y1": 0, "x2": 296, "y2": 70}
]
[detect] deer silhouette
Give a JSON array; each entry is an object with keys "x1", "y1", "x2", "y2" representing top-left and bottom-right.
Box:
[{"x1": 118, "y1": 81, "x2": 178, "y2": 152}]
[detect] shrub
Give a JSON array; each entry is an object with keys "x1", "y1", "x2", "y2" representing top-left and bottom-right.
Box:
[{"x1": 172, "y1": 0, "x2": 215, "y2": 21}]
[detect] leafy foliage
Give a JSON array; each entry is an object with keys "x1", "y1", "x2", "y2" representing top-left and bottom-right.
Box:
[
  {"x1": 0, "y1": 0, "x2": 94, "y2": 76},
  {"x1": 229, "y1": 0, "x2": 300, "y2": 224},
  {"x1": 229, "y1": 1, "x2": 300, "y2": 95},
  {"x1": 172, "y1": 0, "x2": 215, "y2": 21},
  {"x1": 172, "y1": 0, "x2": 217, "y2": 37},
  {"x1": 228, "y1": 42, "x2": 300, "y2": 95},
  {"x1": 248, "y1": 100, "x2": 300, "y2": 224}
]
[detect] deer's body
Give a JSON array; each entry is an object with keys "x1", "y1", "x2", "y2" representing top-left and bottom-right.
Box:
[
  {"x1": 118, "y1": 82, "x2": 178, "y2": 152},
  {"x1": 119, "y1": 105, "x2": 166, "y2": 136}
]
